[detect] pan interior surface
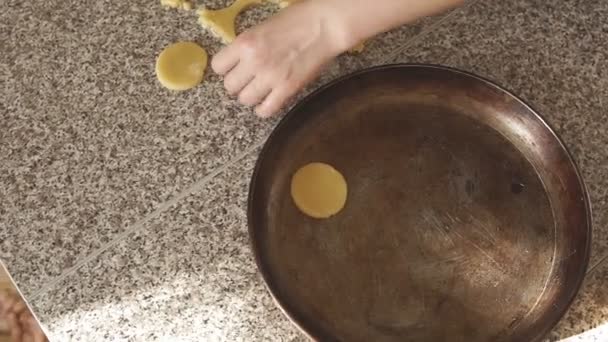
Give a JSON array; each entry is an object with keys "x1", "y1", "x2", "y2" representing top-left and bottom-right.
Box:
[{"x1": 249, "y1": 66, "x2": 590, "y2": 342}]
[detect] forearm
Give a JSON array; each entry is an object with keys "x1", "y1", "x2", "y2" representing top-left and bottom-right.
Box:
[{"x1": 320, "y1": 0, "x2": 465, "y2": 51}]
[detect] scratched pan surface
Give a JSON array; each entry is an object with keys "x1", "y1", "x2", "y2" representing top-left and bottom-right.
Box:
[{"x1": 248, "y1": 65, "x2": 591, "y2": 342}]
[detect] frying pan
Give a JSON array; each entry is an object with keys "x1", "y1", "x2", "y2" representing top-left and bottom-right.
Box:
[{"x1": 248, "y1": 65, "x2": 591, "y2": 341}]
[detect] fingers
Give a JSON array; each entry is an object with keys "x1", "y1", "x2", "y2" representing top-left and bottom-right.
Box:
[
  {"x1": 214, "y1": 21, "x2": 330, "y2": 117},
  {"x1": 223, "y1": 63, "x2": 254, "y2": 96},
  {"x1": 214, "y1": 31, "x2": 296, "y2": 116},
  {"x1": 1, "y1": 292, "x2": 47, "y2": 342},
  {"x1": 24, "y1": 314, "x2": 46, "y2": 342},
  {"x1": 23, "y1": 330, "x2": 35, "y2": 342},
  {"x1": 211, "y1": 44, "x2": 240, "y2": 75},
  {"x1": 13, "y1": 298, "x2": 26, "y2": 314},
  {"x1": 238, "y1": 78, "x2": 272, "y2": 107},
  {"x1": 254, "y1": 62, "x2": 324, "y2": 117},
  {"x1": 230, "y1": 70, "x2": 304, "y2": 117},
  {"x1": 255, "y1": 81, "x2": 300, "y2": 118},
  {"x1": 0, "y1": 292, "x2": 7, "y2": 314},
  {"x1": 7, "y1": 312, "x2": 23, "y2": 342},
  {"x1": 31, "y1": 319, "x2": 48, "y2": 342},
  {"x1": 0, "y1": 292, "x2": 19, "y2": 315}
]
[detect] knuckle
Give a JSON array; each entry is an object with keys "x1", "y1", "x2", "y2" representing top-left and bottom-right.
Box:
[
  {"x1": 237, "y1": 33, "x2": 257, "y2": 54},
  {"x1": 237, "y1": 32, "x2": 266, "y2": 65}
]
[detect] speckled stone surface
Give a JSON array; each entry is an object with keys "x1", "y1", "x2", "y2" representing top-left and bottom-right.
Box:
[
  {"x1": 391, "y1": 0, "x2": 608, "y2": 268},
  {"x1": 31, "y1": 149, "x2": 608, "y2": 342},
  {"x1": 30, "y1": 153, "x2": 308, "y2": 341},
  {"x1": 0, "y1": 0, "x2": 435, "y2": 295},
  {"x1": 3, "y1": 0, "x2": 608, "y2": 340},
  {"x1": 546, "y1": 262, "x2": 608, "y2": 341}
]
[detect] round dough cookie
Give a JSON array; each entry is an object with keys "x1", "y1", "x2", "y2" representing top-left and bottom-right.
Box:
[
  {"x1": 156, "y1": 42, "x2": 208, "y2": 91},
  {"x1": 291, "y1": 162, "x2": 348, "y2": 219}
]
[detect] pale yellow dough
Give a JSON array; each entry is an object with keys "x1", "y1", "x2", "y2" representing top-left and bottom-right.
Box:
[
  {"x1": 161, "y1": 0, "x2": 193, "y2": 10},
  {"x1": 351, "y1": 41, "x2": 366, "y2": 53},
  {"x1": 198, "y1": 0, "x2": 296, "y2": 44},
  {"x1": 269, "y1": 0, "x2": 297, "y2": 8},
  {"x1": 291, "y1": 162, "x2": 348, "y2": 219},
  {"x1": 198, "y1": 0, "x2": 263, "y2": 43},
  {"x1": 156, "y1": 42, "x2": 208, "y2": 91}
]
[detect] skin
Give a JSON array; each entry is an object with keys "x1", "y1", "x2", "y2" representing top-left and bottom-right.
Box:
[
  {"x1": 0, "y1": 292, "x2": 47, "y2": 342},
  {"x1": 212, "y1": 0, "x2": 465, "y2": 117}
]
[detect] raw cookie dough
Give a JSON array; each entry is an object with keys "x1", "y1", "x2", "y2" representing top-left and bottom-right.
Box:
[
  {"x1": 267, "y1": 0, "x2": 296, "y2": 8},
  {"x1": 198, "y1": 0, "x2": 264, "y2": 44},
  {"x1": 156, "y1": 42, "x2": 208, "y2": 91},
  {"x1": 198, "y1": 0, "x2": 296, "y2": 44},
  {"x1": 291, "y1": 162, "x2": 348, "y2": 219},
  {"x1": 161, "y1": 0, "x2": 193, "y2": 10},
  {"x1": 350, "y1": 41, "x2": 366, "y2": 53}
]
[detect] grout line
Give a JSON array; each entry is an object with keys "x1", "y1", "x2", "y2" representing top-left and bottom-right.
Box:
[
  {"x1": 30, "y1": 4, "x2": 468, "y2": 300},
  {"x1": 587, "y1": 253, "x2": 608, "y2": 275},
  {"x1": 30, "y1": 141, "x2": 265, "y2": 300},
  {"x1": 378, "y1": 0, "x2": 476, "y2": 65}
]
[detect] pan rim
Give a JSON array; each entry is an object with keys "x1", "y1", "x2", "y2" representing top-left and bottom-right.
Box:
[{"x1": 247, "y1": 63, "x2": 592, "y2": 341}]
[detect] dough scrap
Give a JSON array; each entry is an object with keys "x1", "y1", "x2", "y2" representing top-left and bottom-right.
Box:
[
  {"x1": 197, "y1": 0, "x2": 264, "y2": 44},
  {"x1": 291, "y1": 162, "x2": 348, "y2": 219},
  {"x1": 156, "y1": 42, "x2": 208, "y2": 91},
  {"x1": 350, "y1": 41, "x2": 366, "y2": 53},
  {"x1": 267, "y1": 0, "x2": 297, "y2": 8},
  {"x1": 161, "y1": 0, "x2": 193, "y2": 10},
  {"x1": 198, "y1": 0, "x2": 296, "y2": 44}
]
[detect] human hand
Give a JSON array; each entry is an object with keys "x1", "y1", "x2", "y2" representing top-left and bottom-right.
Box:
[
  {"x1": 0, "y1": 292, "x2": 47, "y2": 342},
  {"x1": 211, "y1": 0, "x2": 350, "y2": 117}
]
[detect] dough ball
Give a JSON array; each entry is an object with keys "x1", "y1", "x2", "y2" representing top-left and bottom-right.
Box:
[
  {"x1": 291, "y1": 162, "x2": 348, "y2": 219},
  {"x1": 156, "y1": 42, "x2": 208, "y2": 91}
]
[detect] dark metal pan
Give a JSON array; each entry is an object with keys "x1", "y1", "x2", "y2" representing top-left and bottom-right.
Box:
[{"x1": 248, "y1": 65, "x2": 591, "y2": 342}]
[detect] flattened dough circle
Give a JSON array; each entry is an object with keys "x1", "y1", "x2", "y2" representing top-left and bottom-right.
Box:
[
  {"x1": 291, "y1": 162, "x2": 348, "y2": 219},
  {"x1": 156, "y1": 42, "x2": 208, "y2": 91}
]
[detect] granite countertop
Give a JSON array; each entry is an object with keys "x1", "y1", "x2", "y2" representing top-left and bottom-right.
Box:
[{"x1": 1, "y1": 0, "x2": 607, "y2": 341}]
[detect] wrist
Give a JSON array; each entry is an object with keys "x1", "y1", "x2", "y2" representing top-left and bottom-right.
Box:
[
  {"x1": 314, "y1": 0, "x2": 466, "y2": 54},
  {"x1": 313, "y1": 0, "x2": 364, "y2": 54}
]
